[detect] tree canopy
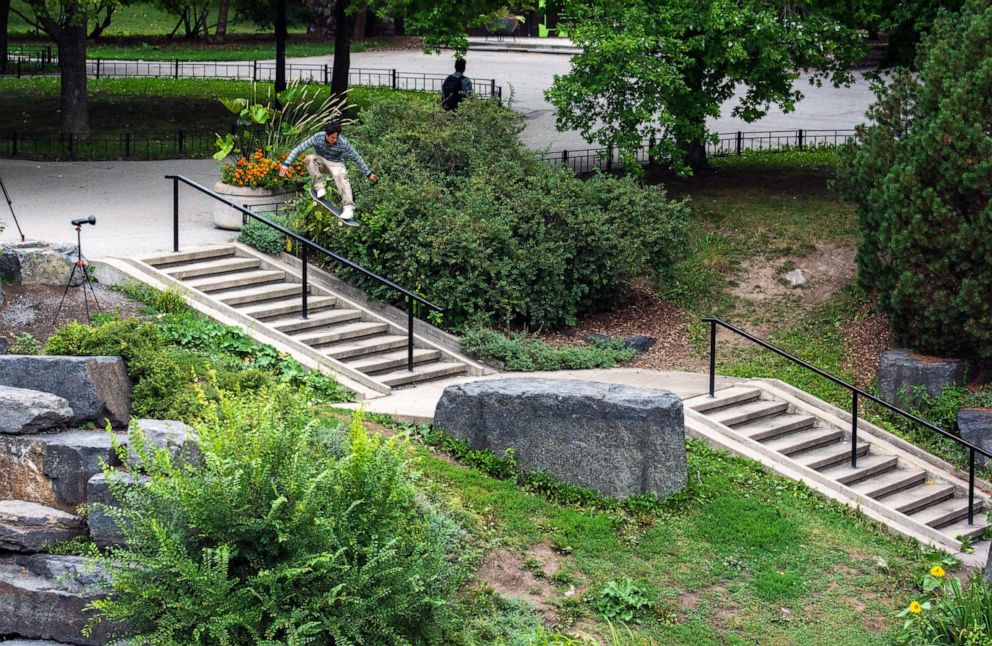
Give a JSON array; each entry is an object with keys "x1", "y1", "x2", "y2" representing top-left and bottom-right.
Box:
[{"x1": 546, "y1": 0, "x2": 866, "y2": 172}]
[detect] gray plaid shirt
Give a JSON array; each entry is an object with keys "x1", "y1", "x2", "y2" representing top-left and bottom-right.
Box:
[{"x1": 283, "y1": 132, "x2": 372, "y2": 177}]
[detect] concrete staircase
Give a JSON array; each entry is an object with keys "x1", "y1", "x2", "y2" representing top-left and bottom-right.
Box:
[
  {"x1": 685, "y1": 380, "x2": 990, "y2": 553},
  {"x1": 100, "y1": 243, "x2": 487, "y2": 399}
]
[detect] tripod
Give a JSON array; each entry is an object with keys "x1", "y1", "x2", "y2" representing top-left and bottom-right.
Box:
[
  {"x1": 0, "y1": 172, "x2": 26, "y2": 242},
  {"x1": 52, "y1": 224, "x2": 101, "y2": 325}
]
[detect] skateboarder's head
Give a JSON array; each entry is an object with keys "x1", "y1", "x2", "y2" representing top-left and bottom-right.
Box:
[
  {"x1": 455, "y1": 58, "x2": 467, "y2": 74},
  {"x1": 324, "y1": 121, "x2": 342, "y2": 145}
]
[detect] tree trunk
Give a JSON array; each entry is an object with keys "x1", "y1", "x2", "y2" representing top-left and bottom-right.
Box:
[
  {"x1": 213, "y1": 0, "x2": 229, "y2": 43},
  {"x1": 352, "y1": 3, "x2": 367, "y2": 41},
  {"x1": 89, "y1": 4, "x2": 115, "y2": 39},
  {"x1": 0, "y1": 0, "x2": 10, "y2": 75},
  {"x1": 681, "y1": 138, "x2": 709, "y2": 172},
  {"x1": 331, "y1": 0, "x2": 353, "y2": 97},
  {"x1": 58, "y1": 19, "x2": 89, "y2": 136}
]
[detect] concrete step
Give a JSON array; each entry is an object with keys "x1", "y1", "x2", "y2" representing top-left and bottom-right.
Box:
[
  {"x1": 268, "y1": 308, "x2": 365, "y2": 333},
  {"x1": 162, "y1": 256, "x2": 260, "y2": 280},
  {"x1": 938, "y1": 517, "x2": 990, "y2": 542},
  {"x1": 377, "y1": 361, "x2": 468, "y2": 387},
  {"x1": 238, "y1": 295, "x2": 337, "y2": 319},
  {"x1": 792, "y1": 441, "x2": 870, "y2": 470},
  {"x1": 761, "y1": 426, "x2": 843, "y2": 456},
  {"x1": 276, "y1": 308, "x2": 364, "y2": 332},
  {"x1": 909, "y1": 496, "x2": 984, "y2": 529},
  {"x1": 878, "y1": 482, "x2": 956, "y2": 515},
  {"x1": 324, "y1": 335, "x2": 410, "y2": 360},
  {"x1": 849, "y1": 467, "x2": 927, "y2": 500},
  {"x1": 186, "y1": 269, "x2": 286, "y2": 293},
  {"x1": 346, "y1": 348, "x2": 442, "y2": 374},
  {"x1": 143, "y1": 245, "x2": 235, "y2": 267},
  {"x1": 709, "y1": 399, "x2": 788, "y2": 426},
  {"x1": 295, "y1": 322, "x2": 389, "y2": 347},
  {"x1": 686, "y1": 386, "x2": 762, "y2": 413},
  {"x1": 817, "y1": 453, "x2": 900, "y2": 485},
  {"x1": 215, "y1": 282, "x2": 304, "y2": 306},
  {"x1": 735, "y1": 414, "x2": 817, "y2": 442}
]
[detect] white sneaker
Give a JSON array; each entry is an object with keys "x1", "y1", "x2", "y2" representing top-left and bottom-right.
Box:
[
  {"x1": 315, "y1": 186, "x2": 327, "y2": 199},
  {"x1": 341, "y1": 205, "x2": 355, "y2": 220}
]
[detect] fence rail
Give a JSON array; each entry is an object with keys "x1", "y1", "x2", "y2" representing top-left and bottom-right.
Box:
[{"x1": 0, "y1": 54, "x2": 503, "y2": 98}]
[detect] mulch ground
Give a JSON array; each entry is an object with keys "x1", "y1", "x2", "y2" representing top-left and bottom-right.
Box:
[{"x1": 0, "y1": 284, "x2": 143, "y2": 347}]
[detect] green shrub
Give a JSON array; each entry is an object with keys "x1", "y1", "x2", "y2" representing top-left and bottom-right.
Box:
[
  {"x1": 834, "y1": 0, "x2": 992, "y2": 360},
  {"x1": 294, "y1": 97, "x2": 690, "y2": 331},
  {"x1": 9, "y1": 332, "x2": 43, "y2": 355},
  {"x1": 461, "y1": 329, "x2": 636, "y2": 371},
  {"x1": 90, "y1": 389, "x2": 465, "y2": 644},
  {"x1": 595, "y1": 579, "x2": 653, "y2": 623},
  {"x1": 897, "y1": 568, "x2": 992, "y2": 645},
  {"x1": 238, "y1": 213, "x2": 289, "y2": 255}
]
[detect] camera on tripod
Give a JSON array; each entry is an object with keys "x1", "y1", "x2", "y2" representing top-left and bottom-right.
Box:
[
  {"x1": 71, "y1": 216, "x2": 96, "y2": 227},
  {"x1": 53, "y1": 215, "x2": 101, "y2": 324}
]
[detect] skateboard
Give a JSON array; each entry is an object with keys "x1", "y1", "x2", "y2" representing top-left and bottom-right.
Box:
[{"x1": 310, "y1": 188, "x2": 359, "y2": 227}]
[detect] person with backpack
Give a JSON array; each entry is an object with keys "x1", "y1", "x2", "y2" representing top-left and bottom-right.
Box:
[{"x1": 441, "y1": 58, "x2": 473, "y2": 111}]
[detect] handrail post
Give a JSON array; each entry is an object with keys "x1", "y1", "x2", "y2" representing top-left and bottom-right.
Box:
[
  {"x1": 851, "y1": 391, "x2": 859, "y2": 468},
  {"x1": 407, "y1": 296, "x2": 414, "y2": 371},
  {"x1": 301, "y1": 246, "x2": 309, "y2": 319},
  {"x1": 708, "y1": 320, "x2": 716, "y2": 397},
  {"x1": 172, "y1": 176, "x2": 179, "y2": 252},
  {"x1": 969, "y1": 448, "x2": 975, "y2": 525}
]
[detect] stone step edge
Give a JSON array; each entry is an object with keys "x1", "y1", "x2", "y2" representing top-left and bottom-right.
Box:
[
  {"x1": 247, "y1": 243, "x2": 492, "y2": 378},
  {"x1": 93, "y1": 257, "x2": 388, "y2": 401},
  {"x1": 751, "y1": 379, "x2": 992, "y2": 498},
  {"x1": 685, "y1": 408, "x2": 983, "y2": 557}
]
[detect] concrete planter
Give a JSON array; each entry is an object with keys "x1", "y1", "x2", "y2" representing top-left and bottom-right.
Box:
[{"x1": 212, "y1": 182, "x2": 298, "y2": 231}]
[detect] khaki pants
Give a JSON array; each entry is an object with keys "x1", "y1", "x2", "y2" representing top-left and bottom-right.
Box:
[{"x1": 304, "y1": 154, "x2": 354, "y2": 206}]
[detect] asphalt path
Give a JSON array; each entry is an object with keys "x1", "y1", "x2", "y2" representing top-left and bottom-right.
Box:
[{"x1": 1, "y1": 49, "x2": 877, "y2": 258}]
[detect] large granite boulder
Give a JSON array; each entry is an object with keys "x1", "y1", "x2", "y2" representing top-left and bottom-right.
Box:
[
  {"x1": 0, "y1": 241, "x2": 82, "y2": 287},
  {"x1": 0, "y1": 336, "x2": 8, "y2": 354},
  {"x1": 0, "y1": 554, "x2": 113, "y2": 645},
  {"x1": 959, "y1": 408, "x2": 992, "y2": 468},
  {"x1": 0, "y1": 385, "x2": 73, "y2": 435},
  {"x1": 878, "y1": 349, "x2": 972, "y2": 411},
  {"x1": 86, "y1": 472, "x2": 149, "y2": 549},
  {"x1": 434, "y1": 378, "x2": 687, "y2": 498},
  {"x1": 0, "y1": 500, "x2": 86, "y2": 552},
  {"x1": 128, "y1": 419, "x2": 202, "y2": 471},
  {"x1": 0, "y1": 430, "x2": 124, "y2": 513},
  {"x1": 0, "y1": 356, "x2": 131, "y2": 427}
]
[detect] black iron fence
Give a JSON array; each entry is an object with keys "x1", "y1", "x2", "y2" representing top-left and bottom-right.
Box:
[
  {"x1": 0, "y1": 130, "x2": 218, "y2": 161},
  {"x1": 0, "y1": 53, "x2": 503, "y2": 99},
  {"x1": 540, "y1": 129, "x2": 857, "y2": 173}
]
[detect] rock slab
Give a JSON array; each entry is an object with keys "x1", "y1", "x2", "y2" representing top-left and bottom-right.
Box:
[
  {"x1": 87, "y1": 472, "x2": 149, "y2": 549},
  {"x1": 0, "y1": 554, "x2": 113, "y2": 645},
  {"x1": 434, "y1": 378, "x2": 687, "y2": 498},
  {"x1": 0, "y1": 385, "x2": 73, "y2": 435},
  {"x1": 0, "y1": 355, "x2": 132, "y2": 427},
  {"x1": 0, "y1": 500, "x2": 86, "y2": 552},
  {"x1": 878, "y1": 349, "x2": 972, "y2": 411},
  {"x1": 0, "y1": 430, "x2": 124, "y2": 513},
  {"x1": 128, "y1": 418, "x2": 201, "y2": 471},
  {"x1": 0, "y1": 241, "x2": 83, "y2": 287},
  {"x1": 959, "y1": 408, "x2": 992, "y2": 468}
]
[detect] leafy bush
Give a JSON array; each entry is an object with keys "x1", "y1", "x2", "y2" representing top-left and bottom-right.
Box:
[
  {"x1": 9, "y1": 332, "x2": 43, "y2": 355},
  {"x1": 461, "y1": 329, "x2": 636, "y2": 371},
  {"x1": 595, "y1": 579, "x2": 653, "y2": 623},
  {"x1": 293, "y1": 96, "x2": 690, "y2": 331},
  {"x1": 90, "y1": 389, "x2": 466, "y2": 644},
  {"x1": 897, "y1": 562, "x2": 992, "y2": 645},
  {"x1": 238, "y1": 213, "x2": 289, "y2": 255},
  {"x1": 834, "y1": 0, "x2": 992, "y2": 360}
]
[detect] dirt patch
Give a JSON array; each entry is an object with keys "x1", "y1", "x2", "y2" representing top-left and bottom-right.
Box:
[
  {"x1": 730, "y1": 243, "x2": 855, "y2": 309},
  {"x1": 476, "y1": 543, "x2": 564, "y2": 623},
  {"x1": 842, "y1": 308, "x2": 894, "y2": 388},
  {"x1": 541, "y1": 282, "x2": 703, "y2": 372},
  {"x1": 677, "y1": 590, "x2": 700, "y2": 611},
  {"x1": 1, "y1": 283, "x2": 143, "y2": 347}
]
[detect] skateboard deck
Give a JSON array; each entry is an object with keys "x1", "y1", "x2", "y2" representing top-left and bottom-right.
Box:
[{"x1": 311, "y1": 188, "x2": 358, "y2": 227}]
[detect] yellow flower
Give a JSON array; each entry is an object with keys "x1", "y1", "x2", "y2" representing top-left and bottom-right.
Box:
[
  {"x1": 909, "y1": 601, "x2": 922, "y2": 614},
  {"x1": 930, "y1": 565, "x2": 945, "y2": 578}
]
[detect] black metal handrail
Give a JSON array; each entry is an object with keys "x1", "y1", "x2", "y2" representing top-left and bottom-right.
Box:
[
  {"x1": 704, "y1": 317, "x2": 990, "y2": 526},
  {"x1": 166, "y1": 174, "x2": 441, "y2": 372}
]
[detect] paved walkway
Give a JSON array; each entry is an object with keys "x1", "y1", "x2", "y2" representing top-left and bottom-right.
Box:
[
  {"x1": 336, "y1": 368, "x2": 742, "y2": 424},
  {"x1": 1, "y1": 48, "x2": 877, "y2": 258}
]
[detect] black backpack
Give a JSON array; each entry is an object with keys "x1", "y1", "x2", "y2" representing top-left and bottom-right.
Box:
[{"x1": 441, "y1": 74, "x2": 463, "y2": 111}]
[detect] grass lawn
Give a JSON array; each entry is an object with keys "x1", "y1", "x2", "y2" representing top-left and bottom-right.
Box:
[
  {"x1": 320, "y1": 410, "x2": 939, "y2": 644},
  {"x1": 0, "y1": 77, "x2": 425, "y2": 133}
]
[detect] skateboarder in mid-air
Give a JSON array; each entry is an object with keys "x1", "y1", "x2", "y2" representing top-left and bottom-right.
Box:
[{"x1": 279, "y1": 121, "x2": 377, "y2": 221}]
